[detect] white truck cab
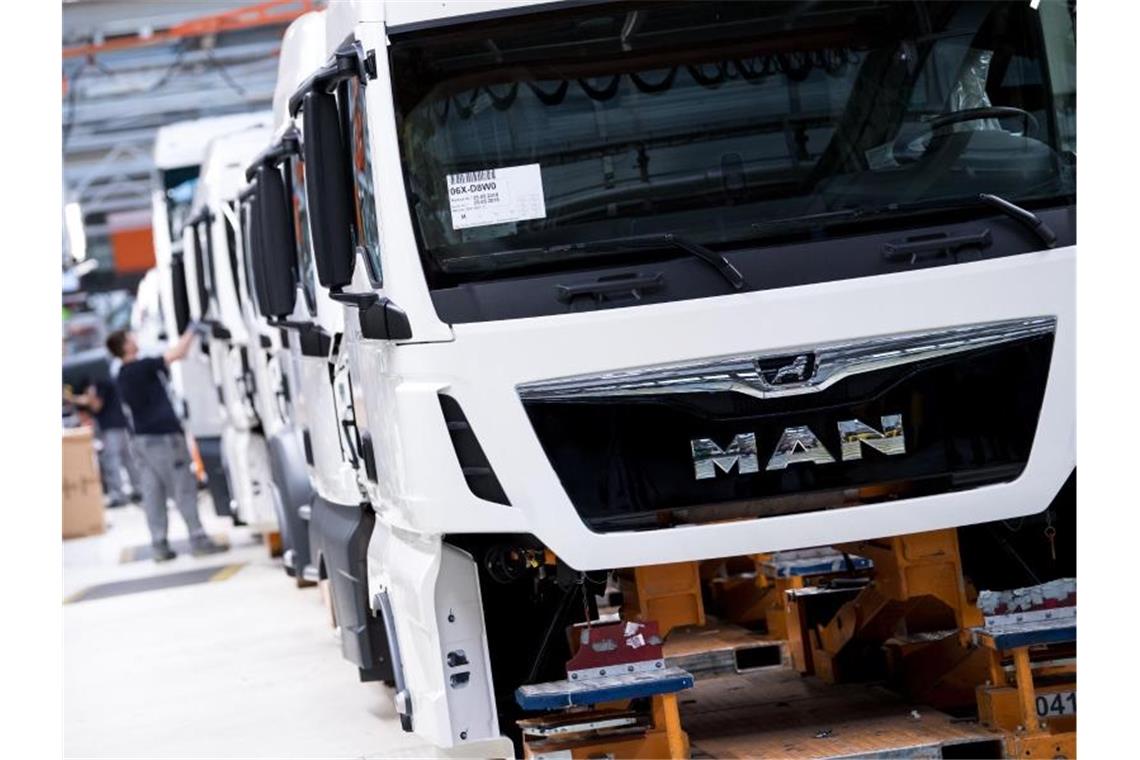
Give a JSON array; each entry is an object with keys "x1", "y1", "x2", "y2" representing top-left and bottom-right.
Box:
[
  {"x1": 150, "y1": 112, "x2": 274, "y2": 520},
  {"x1": 129, "y1": 268, "x2": 166, "y2": 358},
  {"x1": 281, "y1": 0, "x2": 1075, "y2": 752},
  {"x1": 240, "y1": 8, "x2": 397, "y2": 681},
  {"x1": 185, "y1": 125, "x2": 279, "y2": 533}
]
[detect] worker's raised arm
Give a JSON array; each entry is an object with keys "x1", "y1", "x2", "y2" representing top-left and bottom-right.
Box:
[
  {"x1": 82, "y1": 385, "x2": 105, "y2": 413},
  {"x1": 163, "y1": 326, "x2": 199, "y2": 366},
  {"x1": 64, "y1": 386, "x2": 103, "y2": 413}
]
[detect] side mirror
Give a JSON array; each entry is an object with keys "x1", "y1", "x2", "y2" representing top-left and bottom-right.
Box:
[
  {"x1": 169, "y1": 253, "x2": 191, "y2": 334},
  {"x1": 195, "y1": 216, "x2": 216, "y2": 315},
  {"x1": 301, "y1": 90, "x2": 355, "y2": 289},
  {"x1": 246, "y1": 191, "x2": 270, "y2": 317},
  {"x1": 254, "y1": 164, "x2": 299, "y2": 318},
  {"x1": 182, "y1": 222, "x2": 208, "y2": 321}
]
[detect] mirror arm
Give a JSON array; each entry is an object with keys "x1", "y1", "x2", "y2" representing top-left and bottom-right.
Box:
[
  {"x1": 288, "y1": 41, "x2": 374, "y2": 118},
  {"x1": 267, "y1": 317, "x2": 315, "y2": 331},
  {"x1": 245, "y1": 129, "x2": 301, "y2": 182},
  {"x1": 327, "y1": 289, "x2": 378, "y2": 308},
  {"x1": 203, "y1": 319, "x2": 231, "y2": 342}
]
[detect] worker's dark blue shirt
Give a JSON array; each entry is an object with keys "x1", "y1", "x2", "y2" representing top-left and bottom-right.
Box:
[
  {"x1": 92, "y1": 378, "x2": 129, "y2": 431},
  {"x1": 116, "y1": 357, "x2": 182, "y2": 435}
]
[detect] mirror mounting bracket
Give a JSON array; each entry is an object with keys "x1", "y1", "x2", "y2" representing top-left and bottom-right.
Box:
[
  {"x1": 328, "y1": 289, "x2": 377, "y2": 308},
  {"x1": 245, "y1": 127, "x2": 301, "y2": 182}
]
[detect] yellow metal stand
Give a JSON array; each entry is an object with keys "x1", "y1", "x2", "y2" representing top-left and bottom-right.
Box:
[
  {"x1": 838, "y1": 529, "x2": 982, "y2": 629},
  {"x1": 520, "y1": 695, "x2": 690, "y2": 759},
  {"x1": 619, "y1": 561, "x2": 705, "y2": 637},
  {"x1": 709, "y1": 553, "x2": 803, "y2": 637},
  {"x1": 975, "y1": 635, "x2": 1076, "y2": 758},
  {"x1": 522, "y1": 561, "x2": 697, "y2": 758},
  {"x1": 265, "y1": 530, "x2": 284, "y2": 558},
  {"x1": 799, "y1": 529, "x2": 984, "y2": 685}
]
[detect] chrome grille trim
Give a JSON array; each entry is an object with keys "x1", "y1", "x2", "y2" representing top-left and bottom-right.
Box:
[{"x1": 517, "y1": 317, "x2": 1056, "y2": 401}]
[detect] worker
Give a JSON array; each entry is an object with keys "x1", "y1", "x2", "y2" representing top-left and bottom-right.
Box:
[
  {"x1": 106, "y1": 327, "x2": 227, "y2": 562},
  {"x1": 66, "y1": 375, "x2": 140, "y2": 508}
]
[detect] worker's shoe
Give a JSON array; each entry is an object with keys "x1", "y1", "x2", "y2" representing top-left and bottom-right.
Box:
[
  {"x1": 190, "y1": 537, "x2": 228, "y2": 557},
  {"x1": 152, "y1": 542, "x2": 177, "y2": 563}
]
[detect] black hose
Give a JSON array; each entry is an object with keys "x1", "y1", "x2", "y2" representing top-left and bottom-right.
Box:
[
  {"x1": 986, "y1": 524, "x2": 1041, "y2": 586},
  {"x1": 524, "y1": 581, "x2": 578, "y2": 684}
]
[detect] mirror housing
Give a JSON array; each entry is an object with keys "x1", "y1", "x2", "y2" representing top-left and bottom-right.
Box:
[
  {"x1": 359, "y1": 297, "x2": 413, "y2": 341},
  {"x1": 169, "y1": 253, "x2": 191, "y2": 334},
  {"x1": 254, "y1": 164, "x2": 299, "y2": 318},
  {"x1": 183, "y1": 218, "x2": 210, "y2": 322},
  {"x1": 328, "y1": 290, "x2": 412, "y2": 341},
  {"x1": 301, "y1": 90, "x2": 355, "y2": 289},
  {"x1": 246, "y1": 190, "x2": 270, "y2": 317}
]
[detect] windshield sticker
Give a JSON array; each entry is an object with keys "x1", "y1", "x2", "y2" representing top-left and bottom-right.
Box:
[{"x1": 446, "y1": 163, "x2": 546, "y2": 230}]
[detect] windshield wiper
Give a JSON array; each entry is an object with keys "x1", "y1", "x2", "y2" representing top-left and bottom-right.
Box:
[
  {"x1": 746, "y1": 194, "x2": 1059, "y2": 248},
  {"x1": 481, "y1": 233, "x2": 747, "y2": 290},
  {"x1": 977, "y1": 193, "x2": 1057, "y2": 248}
]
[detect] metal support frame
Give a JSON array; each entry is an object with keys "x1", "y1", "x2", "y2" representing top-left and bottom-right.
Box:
[
  {"x1": 63, "y1": 0, "x2": 319, "y2": 58},
  {"x1": 775, "y1": 530, "x2": 993, "y2": 714},
  {"x1": 973, "y1": 604, "x2": 1076, "y2": 758},
  {"x1": 520, "y1": 693, "x2": 689, "y2": 759},
  {"x1": 62, "y1": 2, "x2": 297, "y2": 258},
  {"x1": 619, "y1": 562, "x2": 706, "y2": 638},
  {"x1": 710, "y1": 548, "x2": 873, "y2": 639}
]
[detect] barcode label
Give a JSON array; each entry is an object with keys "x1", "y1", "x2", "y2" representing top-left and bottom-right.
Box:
[
  {"x1": 446, "y1": 164, "x2": 546, "y2": 230},
  {"x1": 448, "y1": 169, "x2": 496, "y2": 185}
]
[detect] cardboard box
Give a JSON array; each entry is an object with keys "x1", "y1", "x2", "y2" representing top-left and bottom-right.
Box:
[{"x1": 63, "y1": 426, "x2": 105, "y2": 539}]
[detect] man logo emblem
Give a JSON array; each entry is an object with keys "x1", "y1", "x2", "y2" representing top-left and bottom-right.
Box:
[{"x1": 691, "y1": 414, "x2": 906, "y2": 479}]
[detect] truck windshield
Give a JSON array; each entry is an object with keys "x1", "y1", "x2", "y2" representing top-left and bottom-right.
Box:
[{"x1": 389, "y1": 0, "x2": 1076, "y2": 286}]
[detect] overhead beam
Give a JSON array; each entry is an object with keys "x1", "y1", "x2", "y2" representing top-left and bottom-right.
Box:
[{"x1": 63, "y1": 0, "x2": 318, "y2": 58}]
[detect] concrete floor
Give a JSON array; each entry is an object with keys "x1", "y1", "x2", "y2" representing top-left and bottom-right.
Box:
[{"x1": 63, "y1": 497, "x2": 493, "y2": 759}]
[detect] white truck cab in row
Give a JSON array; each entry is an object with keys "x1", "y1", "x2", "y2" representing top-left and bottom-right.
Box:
[
  {"x1": 140, "y1": 112, "x2": 275, "y2": 520},
  {"x1": 240, "y1": 8, "x2": 396, "y2": 681},
  {"x1": 184, "y1": 125, "x2": 280, "y2": 534},
  {"x1": 240, "y1": 0, "x2": 1076, "y2": 754}
]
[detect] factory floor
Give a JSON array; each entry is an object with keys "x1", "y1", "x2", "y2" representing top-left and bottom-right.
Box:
[{"x1": 63, "y1": 497, "x2": 492, "y2": 759}]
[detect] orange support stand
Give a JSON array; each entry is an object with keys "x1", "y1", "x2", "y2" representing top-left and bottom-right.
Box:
[
  {"x1": 975, "y1": 635, "x2": 1076, "y2": 758},
  {"x1": 265, "y1": 531, "x2": 284, "y2": 558},
  {"x1": 520, "y1": 694, "x2": 689, "y2": 759},
  {"x1": 709, "y1": 553, "x2": 792, "y2": 635},
  {"x1": 619, "y1": 562, "x2": 705, "y2": 638},
  {"x1": 801, "y1": 530, "x2": 989, "y2": 711},
  {"x1": 657, "y1": 693, "x2": 689, "y2": 760},
  {"x1": 839, "y1": 529, "x2": 983, "y2": 630}
]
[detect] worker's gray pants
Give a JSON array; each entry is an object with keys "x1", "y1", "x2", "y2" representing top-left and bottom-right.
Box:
[
  {"x1": 98, "y1": 427, "x2": 140, "y2": 501},
  {"x1": 132, "y1": 433, "x2": 207, "y2": 547}
]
